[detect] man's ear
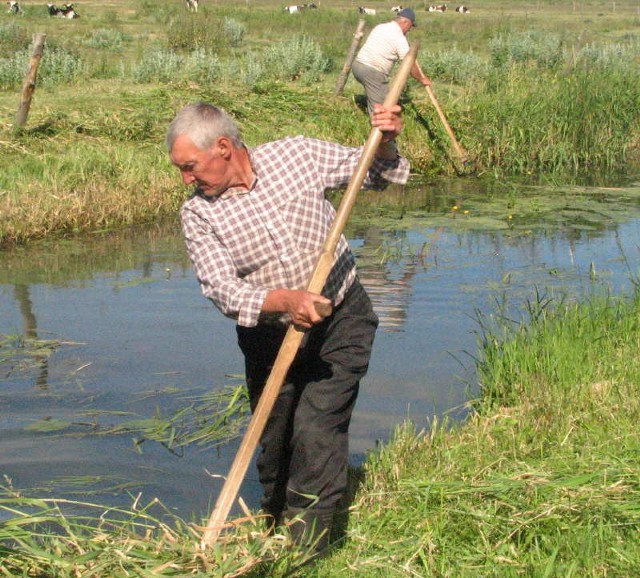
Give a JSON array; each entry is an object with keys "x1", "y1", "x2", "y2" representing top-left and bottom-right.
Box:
[{"x1": 214, "y1": 136, "x2": 233, "y2": 159}]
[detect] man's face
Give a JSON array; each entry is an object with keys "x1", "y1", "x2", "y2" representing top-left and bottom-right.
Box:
[
  {"x1": 399, "y1": 19, "x2": 413, "y2": 35},
  {"x1": 170, "y1": 134, "x2": 227, "y2": 197}
]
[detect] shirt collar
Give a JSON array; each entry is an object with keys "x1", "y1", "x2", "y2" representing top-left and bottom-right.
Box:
[
  {"x1": 219, "y1": 173, "x2": 257, "y2": 199},
  {"x1": 218, "y1": 148, "x2": 257, "y2": 199}
]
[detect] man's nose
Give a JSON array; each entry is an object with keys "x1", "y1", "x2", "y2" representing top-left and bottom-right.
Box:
[{"x1": 181, "y1": 171, "x2": 195, "y2": 185}]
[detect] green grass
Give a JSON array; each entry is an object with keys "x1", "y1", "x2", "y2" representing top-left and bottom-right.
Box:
[{"x1": 1, "y1": 0, "x2": 640, "y2": 244}]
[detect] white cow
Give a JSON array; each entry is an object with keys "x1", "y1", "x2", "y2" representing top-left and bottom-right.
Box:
[
  {"x1": 284, "y1": 3, "x2": 316, "y2": 12},
  {"x1": 7, "y1": 0, "x2": 23, "y2": 13},
  {"x1": 185, "y1": 0, "x2": 198, "y2": 12},
  {"x1": 390, "y1": 5, "x2": 403, "y2": 13},
  {"x1": 358, "y1": 6, "x2": 376, "y2": 15},
  {"x1": 455, "y1": 5, "x2": 470, "y2": 12},
  {"x1": 428, "y1": 4, "x2": 447, "y2": 11}
]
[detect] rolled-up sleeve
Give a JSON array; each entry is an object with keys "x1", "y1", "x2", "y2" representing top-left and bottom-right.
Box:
[{"x1": 303, "y1": 137, "x2": 411, "y2": 189}]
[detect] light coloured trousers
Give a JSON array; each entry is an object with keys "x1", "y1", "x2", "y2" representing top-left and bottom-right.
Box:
[{"x1": 352, "y1": 60, "x2": 389, "y2": 117}]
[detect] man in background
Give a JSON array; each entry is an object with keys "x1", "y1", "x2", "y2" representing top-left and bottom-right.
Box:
[{"x1": 352, "y1": 8, "x2": 432, "y2": 117}]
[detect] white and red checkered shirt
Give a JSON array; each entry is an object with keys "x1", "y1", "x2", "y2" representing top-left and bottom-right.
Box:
[{"x1": 180, "y1": 135, "x2": 410, "y2": 327}]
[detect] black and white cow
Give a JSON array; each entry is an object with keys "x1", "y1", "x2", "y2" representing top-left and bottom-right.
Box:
[
  {"x1": 185, "y1": 0, "x2": 198, "y2": 12},
  {"x1": 7, "y1": 0, "x2": 23, "y2": 14},
  {"x1": 47, "y1": 3, "x2": 79, "y2": 17},
  {"x1": 428, "y1": 4, "x2": 447, "y2": 11},
  {"x1": 358, "y1": 6, "x2": 376, "y2": 15},
  {"x1": 60, "y1": 3, "x2": 79, "y2": 17},
  {"x1": 455, "y1": 5, "x2": 470, "y2": 12},
  {"x1": 390, "y1": 5, "x2": 403, "y2": 14}
]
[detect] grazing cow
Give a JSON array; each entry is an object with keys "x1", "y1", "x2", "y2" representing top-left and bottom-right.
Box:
[
  {"x1": 7, "y1": 0, "x2": 23, "y2": 13},
  {"x1": 185, "y1": 0, "x2": 198, "y2": 12},
  {"x1": 284, "y1": 3, "x2": 316, "y2": 12},
  {"x1": 47, "y1": 3, "x2": 79, "y2": 17},
  {"x1": 390, "y1": 5, "x2": 403, "y2": 13},
  {"x1": 59, "y1": 3, "x2": 79, "y2": 17},
  {"x1": 358, "y1": 6, "x2": 376, "y2": 15},
  {"x1": 455, "y1": 5, "x2": 470, "y2": 12},
  {"x1": 428, "y1": 3, "x2": 447, "y2": 11}
]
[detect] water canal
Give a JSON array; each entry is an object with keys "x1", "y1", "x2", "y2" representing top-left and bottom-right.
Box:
[{"x1": 2, "y1": 175, "x2": 640, "y2": 520}]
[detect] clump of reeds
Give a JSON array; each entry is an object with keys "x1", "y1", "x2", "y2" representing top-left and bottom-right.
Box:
[{"x1": 305, "y1": 290, "x2": 640, "y2": 576}]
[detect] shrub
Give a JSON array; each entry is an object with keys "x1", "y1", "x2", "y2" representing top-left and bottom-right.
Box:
[
  {"x1": 0, "y1": 22, "x2": 30, "y2": 54},
  {"x1": 490, "y1": 30, "x2": 565, "y2": 70},
  {"x1": 574, "y1": 39, "x2": 640, "y2": 71},
  {"x1": 223, "y1": 17, "x2": 246, "y2": 47},
  {"x1": 260, "y1": 35, "x2": 331, "y2": 83},
  {"x1": 0, "y1": 52, "x2": 26, "y2": 90},
  {"x1": 426, "y1": 48, "x2": 490, "y2": 84},
  {"x1": 1, "y1": 46, "x2": 85, "y2": 89},
  {"x1": 132, "y1": 48, "x2": 221, "y2": 84},
  {"x1": 84, "y1": 28, "x2": 128, "y2": 50},
  {"x1": 38, "y1": 48, "x2": 85, "y2": 87}
]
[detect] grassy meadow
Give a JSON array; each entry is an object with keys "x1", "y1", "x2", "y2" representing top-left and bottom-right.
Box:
[{"x1": 0, "y1": 0, "x2": 639, "y2": 244}]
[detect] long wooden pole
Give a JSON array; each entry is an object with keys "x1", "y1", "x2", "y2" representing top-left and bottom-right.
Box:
[
  {"x1": 416, "y1": 62, "x2": 469, "y2": 166},
  {"x1": 334, "y1": 19, "x2": 366, "y2": 96},
  {"x1": 15, "y1": 33, "x2": 47, "y2": 129},
  {"x1": 424, "y1": 84, "x2": 469, "y2": 165},
  {"x1": 201, "y1": 42, "x2": 420, "y2": 549}
]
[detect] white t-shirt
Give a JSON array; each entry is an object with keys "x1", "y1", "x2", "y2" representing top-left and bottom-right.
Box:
[{"x1": 355, "y1": 20, "x2": 410, "y2": 76}]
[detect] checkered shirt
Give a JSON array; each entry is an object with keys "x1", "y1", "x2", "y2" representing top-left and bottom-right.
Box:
[{"x1": 180, "y1": 135, "x2": 410, "y2": 327}]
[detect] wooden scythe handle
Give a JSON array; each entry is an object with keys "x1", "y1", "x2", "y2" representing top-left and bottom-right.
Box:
[
  {"x1": 417, "y1": 61, "x2": 469, "y2": 165},
  {"x1": 201, "y1": 42, "x2": 420, "y2": 549},
  {"x1": 425, "y1": 85, "x2": 468, "y2": 163}
]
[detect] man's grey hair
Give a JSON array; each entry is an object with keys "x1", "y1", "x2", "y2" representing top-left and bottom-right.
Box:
[{"x1": 166, "y1": 102, "x2": 244, "y2": 151}]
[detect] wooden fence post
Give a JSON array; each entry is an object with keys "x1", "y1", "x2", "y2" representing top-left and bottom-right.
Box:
[
  {"x1": 15, "y1": 33, "x2": 47, "y2": 130},
  {"x1": 334, "y1": 19, "x2": 366, "y2": 96}
]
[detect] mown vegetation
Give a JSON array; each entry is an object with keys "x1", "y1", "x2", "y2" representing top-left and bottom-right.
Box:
[{"x1": 1, "y1": 0, "x2": 639, "y2": 245}]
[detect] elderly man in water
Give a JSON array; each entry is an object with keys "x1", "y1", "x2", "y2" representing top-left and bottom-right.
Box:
[{"x1": 166, "y1": 101, "x2": 409, "y2": 552}]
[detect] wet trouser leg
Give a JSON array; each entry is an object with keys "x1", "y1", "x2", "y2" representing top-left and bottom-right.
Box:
[{"x1": 236, "y1": 279, "x2": 378, "y2": 549}]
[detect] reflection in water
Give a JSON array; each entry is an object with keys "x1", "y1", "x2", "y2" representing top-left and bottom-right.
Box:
[
  {"x1": 2, "y1": 177, "x2": 640, "y2": 518},
  {"x1": 12, "y1": 284, "x2": 49, "y2": 389},
  {"x1": 355, "y1": 226, "x2": 420, "y2": 332}
]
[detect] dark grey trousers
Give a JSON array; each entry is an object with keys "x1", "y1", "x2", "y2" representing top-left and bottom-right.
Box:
[{"x1": 236, "y1": 279, "x2": 378, "y2": 543}]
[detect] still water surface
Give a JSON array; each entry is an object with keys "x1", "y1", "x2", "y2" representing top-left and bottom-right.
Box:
[{"x1": 2, "y1": 177, "x2": 640, "y2": 519}]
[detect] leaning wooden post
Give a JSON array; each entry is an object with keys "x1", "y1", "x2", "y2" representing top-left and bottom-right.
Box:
[
  {"x1": 334, "y1": 19, "x2": 366, "y2": 96},
  {"x1": 15, "y1": 33, "x2": 47, "y2": 130},
  {"x1": 201, "y1": 42, "x2": 420, "y2": 549}
]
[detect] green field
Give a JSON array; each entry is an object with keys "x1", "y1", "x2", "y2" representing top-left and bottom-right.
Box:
[{"x1": 1, "y1": 0, "x2": 639, "y2": 244}]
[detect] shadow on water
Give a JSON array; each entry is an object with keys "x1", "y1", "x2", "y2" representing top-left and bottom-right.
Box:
[{"x1": 2, "y1": 175, "x2": 640, "y2": 519}]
